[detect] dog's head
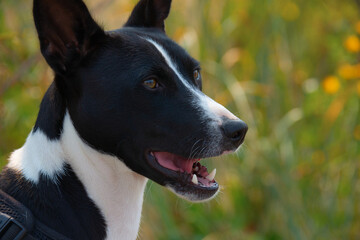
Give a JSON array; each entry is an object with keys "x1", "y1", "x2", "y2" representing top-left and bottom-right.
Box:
[{"x1": 33, "y1": 0, "x2": 247, "y2": 201}]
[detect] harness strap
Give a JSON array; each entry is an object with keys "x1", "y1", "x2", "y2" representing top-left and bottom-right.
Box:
[
  {"x1": 0, "y1": 190, "x2": 70, "y2": 240},
  {"x1": 0, "y1": 212, "x2": 34, "y2": 240}
]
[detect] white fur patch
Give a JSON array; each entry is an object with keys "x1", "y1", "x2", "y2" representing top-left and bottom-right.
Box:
[
  {"x1": 144, "y1": 38, "x2": 238, "y2": 124},
  {"x1": 61, "y1": 113, "x2": 147, "y2": 240},
  {"x1": 145, "y1": 38, "x2": 194, "y2": 90},
  {"x1": 203, "y1": 94, "x2": 238, "y2": 121},
  {"x1": 7, "y1": 130, "x2": 66, "y2": 183},
  {"x1": 7, "y1": 113, "x2": 148, "y2": 240}
]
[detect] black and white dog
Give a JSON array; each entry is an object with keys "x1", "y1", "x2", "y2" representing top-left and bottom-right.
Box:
[{"x1": 0, "y1": 0, "x2": 247, "y2": 239}]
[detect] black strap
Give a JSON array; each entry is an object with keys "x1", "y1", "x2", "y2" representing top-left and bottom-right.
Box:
[
  {"x1": 0, "y1": 190, "x2": 70, "y2": 240},
  {"x1": 0, "y1": 212, "x2": 34, "y2": 240}
]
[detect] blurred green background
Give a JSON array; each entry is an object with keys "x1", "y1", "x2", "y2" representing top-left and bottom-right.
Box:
[{"x1": 1, "y1": 0, "x2": 360, "y2": 239}]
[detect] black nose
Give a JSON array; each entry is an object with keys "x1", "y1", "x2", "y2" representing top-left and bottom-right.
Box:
[{"x1": 221, "y1": 119, "x2": 248, "y2": 146}]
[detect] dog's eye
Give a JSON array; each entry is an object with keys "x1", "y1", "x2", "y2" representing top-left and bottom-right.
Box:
[
  {"x1": 143, "y1": 79, "x2": 159, "y2": 89},
  {"x1": 193, "y1": 70, "x2": 201, "y2": 82}
]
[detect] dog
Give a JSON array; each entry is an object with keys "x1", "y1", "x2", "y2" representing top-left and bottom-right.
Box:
[{"x1": 0, "y1": 0, "x2": 248, "y2": 239}]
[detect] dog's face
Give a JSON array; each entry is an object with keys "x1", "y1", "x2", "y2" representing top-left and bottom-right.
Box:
[{"x1": 33, "y1": 0, "x2": 247, "y2": 201}]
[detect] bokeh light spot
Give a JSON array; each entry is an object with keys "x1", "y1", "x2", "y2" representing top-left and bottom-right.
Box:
[
  {"x1": 344, "y1": 35, "x2": 360, "y2": 53},
  {"x1": 322, "y1": 76, "x2": 340, "y2": 94}
]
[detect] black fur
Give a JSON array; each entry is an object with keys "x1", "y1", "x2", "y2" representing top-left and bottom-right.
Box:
[
  {"x1": 1, "y1": 0, "x2": 247, "y2": 238},
  {"x1": 33, "y1": 82, "x2": 66, "y2": 140},
  {"x1": 33, "y1": 0, "x2": 105, "y2": 74},
  {"x1": 125, "y1": 0, "x2": 171, "y2": 31},
  {"x1": 0, "y1": 165, "x2": 106, "y2": 240}
]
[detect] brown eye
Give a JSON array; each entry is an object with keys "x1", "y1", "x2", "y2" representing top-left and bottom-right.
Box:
[
  {"x1": 193, "y1": 70, "x2": 201, "y2": 82},
  {"x1": 143, "y1": 79, "x2": 159, "y2": 89}
]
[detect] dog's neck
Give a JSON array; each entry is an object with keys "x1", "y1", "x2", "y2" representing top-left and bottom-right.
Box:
[
  {"x1": 6, "y1": 84, "x2": 148, "y2": 240},
  {"x1": 61, "y1": 113, "x2": 148, "y2": 240}
]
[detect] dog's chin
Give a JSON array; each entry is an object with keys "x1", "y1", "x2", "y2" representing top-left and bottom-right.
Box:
[{"x1": 144, "y1": 150, "x2": 223, "y2": 202}]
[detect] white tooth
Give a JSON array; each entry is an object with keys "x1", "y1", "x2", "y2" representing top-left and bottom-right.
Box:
[
  {"x1": 206, "y1": 168, "x2": 216, "y2": 181},
  {"x1": 191, "y1": 174, "x2": 198, "y2": 185}
]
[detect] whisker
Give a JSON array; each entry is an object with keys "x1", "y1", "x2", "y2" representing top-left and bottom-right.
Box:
[{"x1": 188, "y1": 138, "x2": 202, "y2": 160}]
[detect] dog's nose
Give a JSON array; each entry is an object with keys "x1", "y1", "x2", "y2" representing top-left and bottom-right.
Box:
[{"x1": 221, "y1": 119, "x2": 248, "y2": 146}]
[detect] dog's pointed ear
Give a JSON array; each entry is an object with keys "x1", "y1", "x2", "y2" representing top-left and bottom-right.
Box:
[
  {"x1": 33, "y1": 0, "x2": 105, "y2": 74},
  {"x1": 125, "y1": 0, "x2": 172, "y2": 32}
]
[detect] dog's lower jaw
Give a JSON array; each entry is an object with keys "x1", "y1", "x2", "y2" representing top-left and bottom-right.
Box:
[
  {"x1": 6, "y1": 113, "x2": 148, "y2": 240},
  {"x1": 61, "y1": 113, "x2": 148, "y2": 240}
]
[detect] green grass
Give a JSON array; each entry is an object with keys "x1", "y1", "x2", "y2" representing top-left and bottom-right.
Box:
[{"x1": 1, "y1": 0, "x2": 360, "y2": 239}]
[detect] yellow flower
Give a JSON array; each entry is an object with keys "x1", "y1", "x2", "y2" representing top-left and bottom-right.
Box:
[
  {"x1": 322, "y1": 76, "x2": 340, "y2": 94},
  {"x1": 357, "y1": 81, "x2": 360, "y2": 96},
  {"x1": 344, "y1": 35, "x2": 360, "y2": 53},
  {"x1": 338, "y1": 64, "x2": 360, "y2": 80}
]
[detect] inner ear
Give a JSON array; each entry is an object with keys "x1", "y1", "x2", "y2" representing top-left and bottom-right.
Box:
[
  {"x1": 125, "y1": 0, "x2": 172, "y2": 32},
  {"x1": 33, "y1": 0, "x2": 104, "y2": 74}
]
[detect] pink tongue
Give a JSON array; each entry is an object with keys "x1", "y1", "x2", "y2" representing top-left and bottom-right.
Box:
[{"x1": 154, "y1": 152, "x2": 195, "y2": 173}]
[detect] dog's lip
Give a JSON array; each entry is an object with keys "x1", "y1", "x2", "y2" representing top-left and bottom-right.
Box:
[{"x1": 145, "y1": 150, "x2": 218, "y2": 190}]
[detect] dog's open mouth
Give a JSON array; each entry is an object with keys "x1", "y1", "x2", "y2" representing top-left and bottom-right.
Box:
[
  {"x1": 153, "y1": 152, "x2": 217, "y2": 187},
  {"x1": 146, "y1": 150, "x2": 219, "y2": 201}
]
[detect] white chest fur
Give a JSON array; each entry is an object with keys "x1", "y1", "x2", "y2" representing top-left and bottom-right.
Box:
[
  {"x1": 61, "y1": 114, "x2": 148, "y2": 240},
  {"x1": 7, "y1": 113, "x2": 148, "y2": 240}
]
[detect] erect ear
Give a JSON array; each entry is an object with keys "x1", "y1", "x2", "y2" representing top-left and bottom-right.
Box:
[
  {"x1": 125, "y1": 0, "x2": 172, "y2": 32},
  {"x1": 33, "y1": 0, "x2": 105, "y2": 74}
]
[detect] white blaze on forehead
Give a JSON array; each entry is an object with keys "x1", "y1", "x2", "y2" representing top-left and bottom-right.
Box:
[
  {"x1": 144, "y1": 38, "x2": 239, "y2": 123},
  {"x1": 144, "y1": 38, "x2": 193, "y2": 90}
]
